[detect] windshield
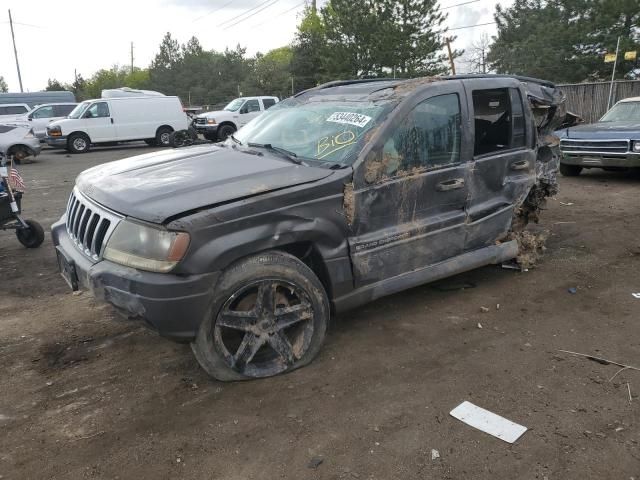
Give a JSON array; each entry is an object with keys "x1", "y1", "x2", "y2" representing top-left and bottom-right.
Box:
[
  {"x1": 68, "y1": 101, "x2": 91, "y2": 119},
  {"x1": 600, "y1": 102, "x2": 640, "y2": 122},
  {"x1": 224, "y1": 99, "x2": 245, "y2": 112},
  {"x1": 234, "y1": 101, "x2": 388, "y2": 166}
]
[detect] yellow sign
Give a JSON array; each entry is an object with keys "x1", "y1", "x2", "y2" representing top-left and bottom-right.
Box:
[
  {"x1": 604, "y1": 53, "x2": 617, "y2": 63},
  {"x1": 624, "y1": 51, "x2": 637, "y2": 61}
]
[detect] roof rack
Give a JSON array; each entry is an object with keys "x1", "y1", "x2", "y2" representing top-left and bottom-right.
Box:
[
  {"x1": 294, "y1": 78, "x2": 401, "y2": 97},
  {"x1": 442, "y1": 74, "x2": 556, "y2": 88}
]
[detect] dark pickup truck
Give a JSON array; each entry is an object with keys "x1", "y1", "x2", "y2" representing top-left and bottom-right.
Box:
[
  {"x1": 52, "y1": 75, "x2": 572, "y2": 381},
  {"x1": 558, "y1": 97, "x2": 640, "y2": 176}
]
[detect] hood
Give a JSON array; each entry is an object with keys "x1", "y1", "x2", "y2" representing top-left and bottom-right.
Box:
[
  {"x1": 563, "y1": 121, "x2": 640, "y2": 139},
  {"x1": 197, "y1": 110, "x2": 227, "y2": 118},
  {"x1": 76, "y1": 145, "x2": 334, "y2": 223}
]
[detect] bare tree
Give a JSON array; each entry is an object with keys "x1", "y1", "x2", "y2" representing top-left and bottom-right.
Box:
[{"x1": 462, "y1": 33, "x2": 491, "y2": 74}]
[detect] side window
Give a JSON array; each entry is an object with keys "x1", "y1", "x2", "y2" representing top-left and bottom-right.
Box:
[
  {"x1": 382, "y1": 94, "x2": 461, "y2": 176},
  {"x1": 244, "y1": 99, "x2": 261, "y2": 113},
  {"x1": 85, "y1": 102, "x2": 110, "y2": 118},
  {"x1": 262, "y1": 98, "x2": 276, "y2": 109},
  {"x1": 509, "y1": 88, "x2": 526, "y2": 148},
  {"x1": 54, "y1": 104, "x2": 76, "y2": 116},
  {"x1": 0, "y1": 105, "x2": 28, "y2": 115},
  {"x1": 31, "y1": 106, "x2": 55, "y2": 119},
  {"x1": 472, "y1": 87, "x2": 527, "y2": 155}
]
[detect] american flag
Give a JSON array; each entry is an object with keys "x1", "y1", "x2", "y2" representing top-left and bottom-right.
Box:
[{"x1": 9, "y1": 168, "x2": 25, "y2": 192}]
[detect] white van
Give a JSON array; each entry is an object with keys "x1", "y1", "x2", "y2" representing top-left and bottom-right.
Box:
[{"x1": 45, "y1": 96, "x2": 188, "y2": 153}]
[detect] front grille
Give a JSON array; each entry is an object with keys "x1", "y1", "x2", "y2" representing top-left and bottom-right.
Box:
[
  {"x1": 195, "y1": 118, "x2": 206, "y2": 125},
  {"x1": 65, "y1": 188, "x2": 121, "y2": 260},
  {"x1": 560, "y1": 139, "x2": 630, "y2": 155}
]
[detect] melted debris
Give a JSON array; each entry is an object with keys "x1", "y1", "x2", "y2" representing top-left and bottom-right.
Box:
[
  {"x1": 343, "y1": 182, "x2": 355, "y2": 225},
  {"x1": 509, "y1": 230, "x2": 549, "y2": 269}
]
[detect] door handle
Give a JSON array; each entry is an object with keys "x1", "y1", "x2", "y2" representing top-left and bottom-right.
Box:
[
  {"x1": 436, "y1": 178, "x2": 465, "y2": 192},
  {"x1": 510, "y1": 160, "x2": 529, "y2": 171}
]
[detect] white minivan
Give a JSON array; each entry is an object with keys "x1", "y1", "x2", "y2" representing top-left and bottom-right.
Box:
[{"x1": 45, "y1": 95, "x2": 188, "y2": 153}]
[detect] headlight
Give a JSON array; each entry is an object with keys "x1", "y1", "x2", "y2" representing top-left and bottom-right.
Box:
[
  {"x1": 207, "y1": 118, "x2": 216, "y2": 125},
  {"x1": 633, "y1": 141, "x2": 640, "y2": 153},
  {"x1": 48, "y1": 125, "x2": 62, "y2": 137},
  {"x1": 103, "y1": 220, "x2": 190, "y2": 273}
]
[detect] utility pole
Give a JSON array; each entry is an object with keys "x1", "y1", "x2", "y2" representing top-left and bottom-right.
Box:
[
  {"x1": 291, "y1": 76, "x2": 294, "y2": 95},
  {"x1": 130, "y1": 42, "x2": 134, "y2": 74},
  {"x1": 8, "y1": 9, "x2": 24, "y2": 92},
  {"x1": 607, "y1": 36, "x2": 621, "y2": 110},
  {"x1": 446, "y1": 38, "x2": 456, "y2": 75}
]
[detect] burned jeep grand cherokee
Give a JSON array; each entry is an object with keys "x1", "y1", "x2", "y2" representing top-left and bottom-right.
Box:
[{"x1": 52, "y1": 75, "x2": 570, "y2": 381}]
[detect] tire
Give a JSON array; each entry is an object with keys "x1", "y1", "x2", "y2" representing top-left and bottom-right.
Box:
[
  {"x1": 156, "y1": 126, "x2": 173, "y2": 147},
  {"x1": 67, "y1": 133, "x2": 90, "y2": 154},
  {"x1": 144, "y1": 139, "x2": 157, "y2": 147},
  {"x1": 217, "y1": 124, "x2": 236, "y2": 142},
  {"x1": 559, "y1": 163, "x2": 582, "y2": 177},
  {"x1": 203, "y1": 132, "x2": 217, "y2": 142},
  {"x1": 192, "y1": 251, "x2": 329, "y2": 381},
  {"x1": 169, "y1": 130, "x2": 193, "y2": 148},
  {"x1": 9, "y1": 147, "x2": 29, "y2": 164},
  {"x1": 16, "y1": 219, "x2": 45, "y2": 248}
]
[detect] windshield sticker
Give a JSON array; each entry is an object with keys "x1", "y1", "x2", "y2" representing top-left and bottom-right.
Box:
[
  {"x1": 317, "y1": 130, "x2": 357, "y2": 159},
  {"x1": 326, "y1": 112, "x2": 372, "y2": 128}
]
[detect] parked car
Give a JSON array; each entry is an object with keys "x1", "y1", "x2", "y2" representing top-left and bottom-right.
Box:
[
  {"x1": 0, "y1": 90, "x2": 75, "y2": 109},
  {"x1": 4, "y1": 103, "x2": 77, "y2": 140},
  {"x1": 45, "y1": 95, "x2": 189, "y2": 153},
  {"x1": 0, "y1": 104, "x2": 30, "y2": 118},
  {"x1": 52, "y1": 75, "x2": 572, "y2": 381},
  {"x1": 194, "y1": 96, "x2": 279, "y2": 141},
  {"x1": 557, "y1": 96, "x2": 640, "y2": 176},
  {"x1": 0, "y1": 124, "x2": 41, "y2": 163}
]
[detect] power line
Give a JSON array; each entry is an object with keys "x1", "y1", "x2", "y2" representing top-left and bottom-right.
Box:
[
  {"x1": 251, "y1": 1, "x2": 305, "y2": 28},
  {"x1": 442, "y1": 0, "x2": 481, "y2": 10},
  {"x1": 192, "y1": 0, "x2": 236, "y2": 23},
  {"x1": 449, "y1": 21, "x2": 496, "y2": 31},
  {"x1": 217, "y1": 0, "x2": 276, "y2": 27},
  {"x1": 223, "y1": 0, "x2": 282, "y2": 30}
]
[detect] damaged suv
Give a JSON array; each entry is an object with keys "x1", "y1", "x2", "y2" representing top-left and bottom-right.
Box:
[{"x1": 52, "y1": 75, "x2": 571, "y2": 381}]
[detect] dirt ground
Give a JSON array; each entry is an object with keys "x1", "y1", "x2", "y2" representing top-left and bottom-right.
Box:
[{"x1": 1, "y1": 145, "x2": 639, "y2": 480}]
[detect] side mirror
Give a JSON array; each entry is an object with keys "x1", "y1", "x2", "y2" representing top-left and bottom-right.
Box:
[
  {"x1": 240, "y1": 107, "x2": 248, "y2": 114},
  {"x1": 28, "y1": 116, "x2": 33, "y2": 121}
]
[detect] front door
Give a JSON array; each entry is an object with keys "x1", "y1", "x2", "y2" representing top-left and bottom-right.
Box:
[
  {"x1": 237, "y1": 99, "x2": 261, "y2": 127},
  {"x1": 349, "y1": 84, "x2": 472, "y2": 287},
  {"x1": 462, "y1": 80, "x2": 536, "y2": 251},
  {"x1": 83, "y1": 101, "x2": 117, "y2": 142}
]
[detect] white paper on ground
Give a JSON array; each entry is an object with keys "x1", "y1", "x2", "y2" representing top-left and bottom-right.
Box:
[{"x1": 450, "y1": 401, "x2": 527, "y2": 444}]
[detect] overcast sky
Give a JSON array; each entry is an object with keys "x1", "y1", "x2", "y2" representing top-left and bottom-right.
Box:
[{"x1": 0, "y1": 0, "x2": 513, "y2": 92}]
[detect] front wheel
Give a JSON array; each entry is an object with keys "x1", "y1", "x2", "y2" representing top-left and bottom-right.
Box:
[
  {"x1": 67, "y1": 133, "x2": 91, "y2": 154},
  {"x1": 216, "y1": 124, "x2": 236, "y2": 142},
  {"x1": 16, "y1": 219, "x2": 45, "y2": 248},
  {"x1": 192, "y1": 251, "x2": 329, "y2": 381},
  {"x1": 559, "y1": 163, "x2": 582, "y2": 176}
]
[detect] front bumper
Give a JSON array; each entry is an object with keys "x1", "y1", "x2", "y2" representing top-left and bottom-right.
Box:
[
  {"x1": 561, "y1": 152, "x2": 640, "y2": 168},
  {"x1": 51, "y1": 218, "x2": 219, "y2": 341},
  {"x1": 26, "y1": 139, "x2": 42, "y2": 156},
  {"x1": 195, "y1": 124, "x2": 218, "y2": 134},
  {"x1": 45, "y1": 135, "x2": 68, "y2": 148}
]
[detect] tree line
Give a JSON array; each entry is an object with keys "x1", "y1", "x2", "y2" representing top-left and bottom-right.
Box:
[{"x1": 28, "y1": 0, "x2": 640, "y2": 106}]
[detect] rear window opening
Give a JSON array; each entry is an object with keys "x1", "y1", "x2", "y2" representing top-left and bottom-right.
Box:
[{"x1": 472, "y1": 88, "x2": 526, "y2": 156}]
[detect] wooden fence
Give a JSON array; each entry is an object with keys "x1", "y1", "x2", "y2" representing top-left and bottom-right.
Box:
[{"x1": 557, "y1": 80, "x2": 640, "y2": 123}]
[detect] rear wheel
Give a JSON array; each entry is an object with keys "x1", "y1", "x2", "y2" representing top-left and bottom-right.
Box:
[
  {"x1": 156, "y1": 127, "x2": 173, "y2": 147},
  {"x1": 192, "y1": 251, "x2": 329, "y2": 381},
  {"x1": 559, "y1": 163, "x2": 582, "y2": 177},
  {"x1": 16, "y1": 219, "x2": 45, "y2": 248},
  {"x1": 67, "y1": 133, "x2": 90, "y2": 154}
]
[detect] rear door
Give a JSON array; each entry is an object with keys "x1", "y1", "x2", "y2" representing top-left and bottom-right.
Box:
[
  {"x1": 462, "y1": 79, "x2": 536, "y2": 251},
  {"x1": 83, "y1": 101, "x2": 117, "y2": 142},
  {"x1": 349, "y1": 82, "x2": 472, "y2": 287}
]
